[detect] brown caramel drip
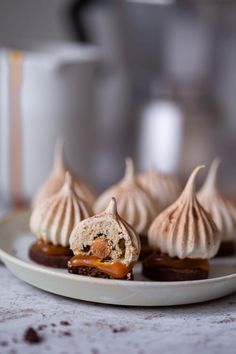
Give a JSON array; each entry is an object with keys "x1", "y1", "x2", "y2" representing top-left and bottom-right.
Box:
[
  {"x1": 146, "y1": 252, "x2": 209, "y2": 271},
  {"x1": 68, "y1": 255, "x2": 130, "y2": 279},
  {"x1": 36, "y1": 240, "x2": 72, "y2": 257}
]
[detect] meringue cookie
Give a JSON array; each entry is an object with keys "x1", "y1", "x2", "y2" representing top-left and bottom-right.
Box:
[
  {"x1": 94, "y1": 158, "x2": 157, "y2": 235},
  {"x1": 30, "y1": 172, "x2": 93, "y2": 247},
  {"x1": 33, "y1": 140, "x2": 97, "y2": 207},
  {"x1": 138, "y1": 169, "x2": 181, "y2": 210},
  {"x1": 198, "y1": 158, "x2": 236, "y2": 242},
  {"x1": 148, "y1": 166, "x2": 220, "y2": 259},
  {"x1": 70, "y1": 197, "x2": 140, "y2": 266}
]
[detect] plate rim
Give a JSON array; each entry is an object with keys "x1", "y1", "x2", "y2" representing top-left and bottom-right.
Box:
[{"x1": 1, "y1": 210, "x2": 236, "y2": 289}]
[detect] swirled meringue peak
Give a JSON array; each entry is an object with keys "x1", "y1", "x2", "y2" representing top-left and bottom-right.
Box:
[
  {"x1": 138, "y1": 168, "x2": 181, "y2": 210},
  {"x1": 148, "y1": 166, "x2": 220, "y2": 259},
  {"x1": 198, "y1": 158, "x2": 236, "y2": 242},
  {"x1": 94, "y1": 158, "x2": 157, "y2": 235},
  {"x1": 33, "y1": 139, "x2": 97, "y2": 207},
  {"x1": 70, "y1": 197, "x2": 141, "y2": 266},
  {"x1": 30, "y1": 172, "x2": 93, "y2": 247}
]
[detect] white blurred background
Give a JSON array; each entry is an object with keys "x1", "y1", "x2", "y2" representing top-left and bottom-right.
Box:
[{"x1": 0, "y1": 0, "x2": 236, "y2": 207}]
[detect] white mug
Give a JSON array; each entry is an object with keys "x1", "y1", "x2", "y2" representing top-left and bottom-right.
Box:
[{"x1": 0, "y1": 42, "x2": 99, "y2": 207}]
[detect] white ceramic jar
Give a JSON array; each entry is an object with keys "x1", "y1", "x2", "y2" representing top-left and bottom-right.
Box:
[{"x1": 0, "y1": 43, "x2": 99, "y2": 206}]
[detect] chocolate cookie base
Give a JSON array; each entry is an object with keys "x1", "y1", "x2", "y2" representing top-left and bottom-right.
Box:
[
  {"x1": 29, "y1": 243, "x2": 73, "y2": 269},
  {"x1": 215, "y1": 241, "x2": 235, "y2": 257},
  {"x1": 139, "y1": 236, "x2": 152, "y2": 261},
  {"x1": 142, "y1": 253, "x2": 208, "y2": 281},
  {"x1": 68, "y1": 265, "x2": 134, "y2": 280}
]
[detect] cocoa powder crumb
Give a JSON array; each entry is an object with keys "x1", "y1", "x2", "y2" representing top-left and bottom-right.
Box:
[
  {"x1": 38, "y1": 324, "x2": 47, "y2": 331},
  {"x1": 0, "y1": 341, "x2": 8, "y2": 347},
  {"x1": 60, "y1": 320, "x2": 70, "y2": 326},
  {"x1": 62, "y1": 331, "x2": 72, "y2": 337},
  {"x1": 111, "y1": 326, "x2": 128, "y2": 333},
  {"x1": 24, "y1": 327, "x2": 42, "y2": 344}
]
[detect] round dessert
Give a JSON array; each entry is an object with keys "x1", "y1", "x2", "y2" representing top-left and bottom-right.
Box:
[
  {"x1": 68, "y1": 197, "x2": 141, "y2": 280},
  {"x1": 198, "y1": 158, "x2": 236, "y2": 256},
  {"x1": 30, "y1": 172, "x2": 93, "y2": 268},
  {"x1": 138, "y1": 169, "x2": 181, "y2": 211},
  {"x1": 33, "y1": 139, "x2": 97, "y2": 208},
  {"x1": 94, "y1": 158, "x2": 157, "y2": 260},
  {"x1": 143, "y1": 166, "x2": 221, "y2": 281}
]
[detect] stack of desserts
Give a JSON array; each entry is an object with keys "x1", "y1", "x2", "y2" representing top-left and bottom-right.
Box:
[{"x1": 29, "y1": 144, "x2": 235, "y2": 282}]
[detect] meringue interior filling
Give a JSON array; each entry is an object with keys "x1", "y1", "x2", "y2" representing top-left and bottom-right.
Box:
[
  {"x1": 146, "y1": 252, "x2": 209, "y2": 271},
  {"x1": 68, "y1": 255, "x2": 131, "y2": 279},
  {"x1": 35, "y1": 239, "x2": 72, "y2": 256}
]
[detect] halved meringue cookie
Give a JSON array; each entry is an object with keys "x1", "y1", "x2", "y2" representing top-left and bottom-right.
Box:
[
  {"x1": 198, "y1": 158, "x2": 236, "y2": 255},
  {"x1": 68, "y1": 197, "x2": 140, "y2": 279},
  {"x1": 33, "y1": 140, "x2": 97, "y2": 208}
]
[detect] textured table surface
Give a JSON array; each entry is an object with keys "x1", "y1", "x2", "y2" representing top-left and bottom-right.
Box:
[
  {"x1": 1, "y1": 207, "x2": 236, "y2": 354},
  {"x1": 1, "y1": 264, "x2": 236, "y2": 354}
]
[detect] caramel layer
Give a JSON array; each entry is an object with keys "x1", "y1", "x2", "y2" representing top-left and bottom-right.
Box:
[
  {"x1": 36, "y1": 240, "x2": 72, "y2": 257},
  {"x1": 146, "y1": 252, "x2": 209, "y2": 271},
  {"x1": 68, "y1": 255, "x2": 130, "y2": 279}
]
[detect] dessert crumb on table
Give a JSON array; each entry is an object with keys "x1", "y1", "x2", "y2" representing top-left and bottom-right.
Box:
[{"x1": 0, "y1": 265, "x2": 236, "y2": 354}]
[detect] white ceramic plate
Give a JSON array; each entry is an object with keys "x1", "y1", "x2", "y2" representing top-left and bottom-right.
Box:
[{"x1": 1, "y1": 210, "x2": 236, "y2": 306}]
